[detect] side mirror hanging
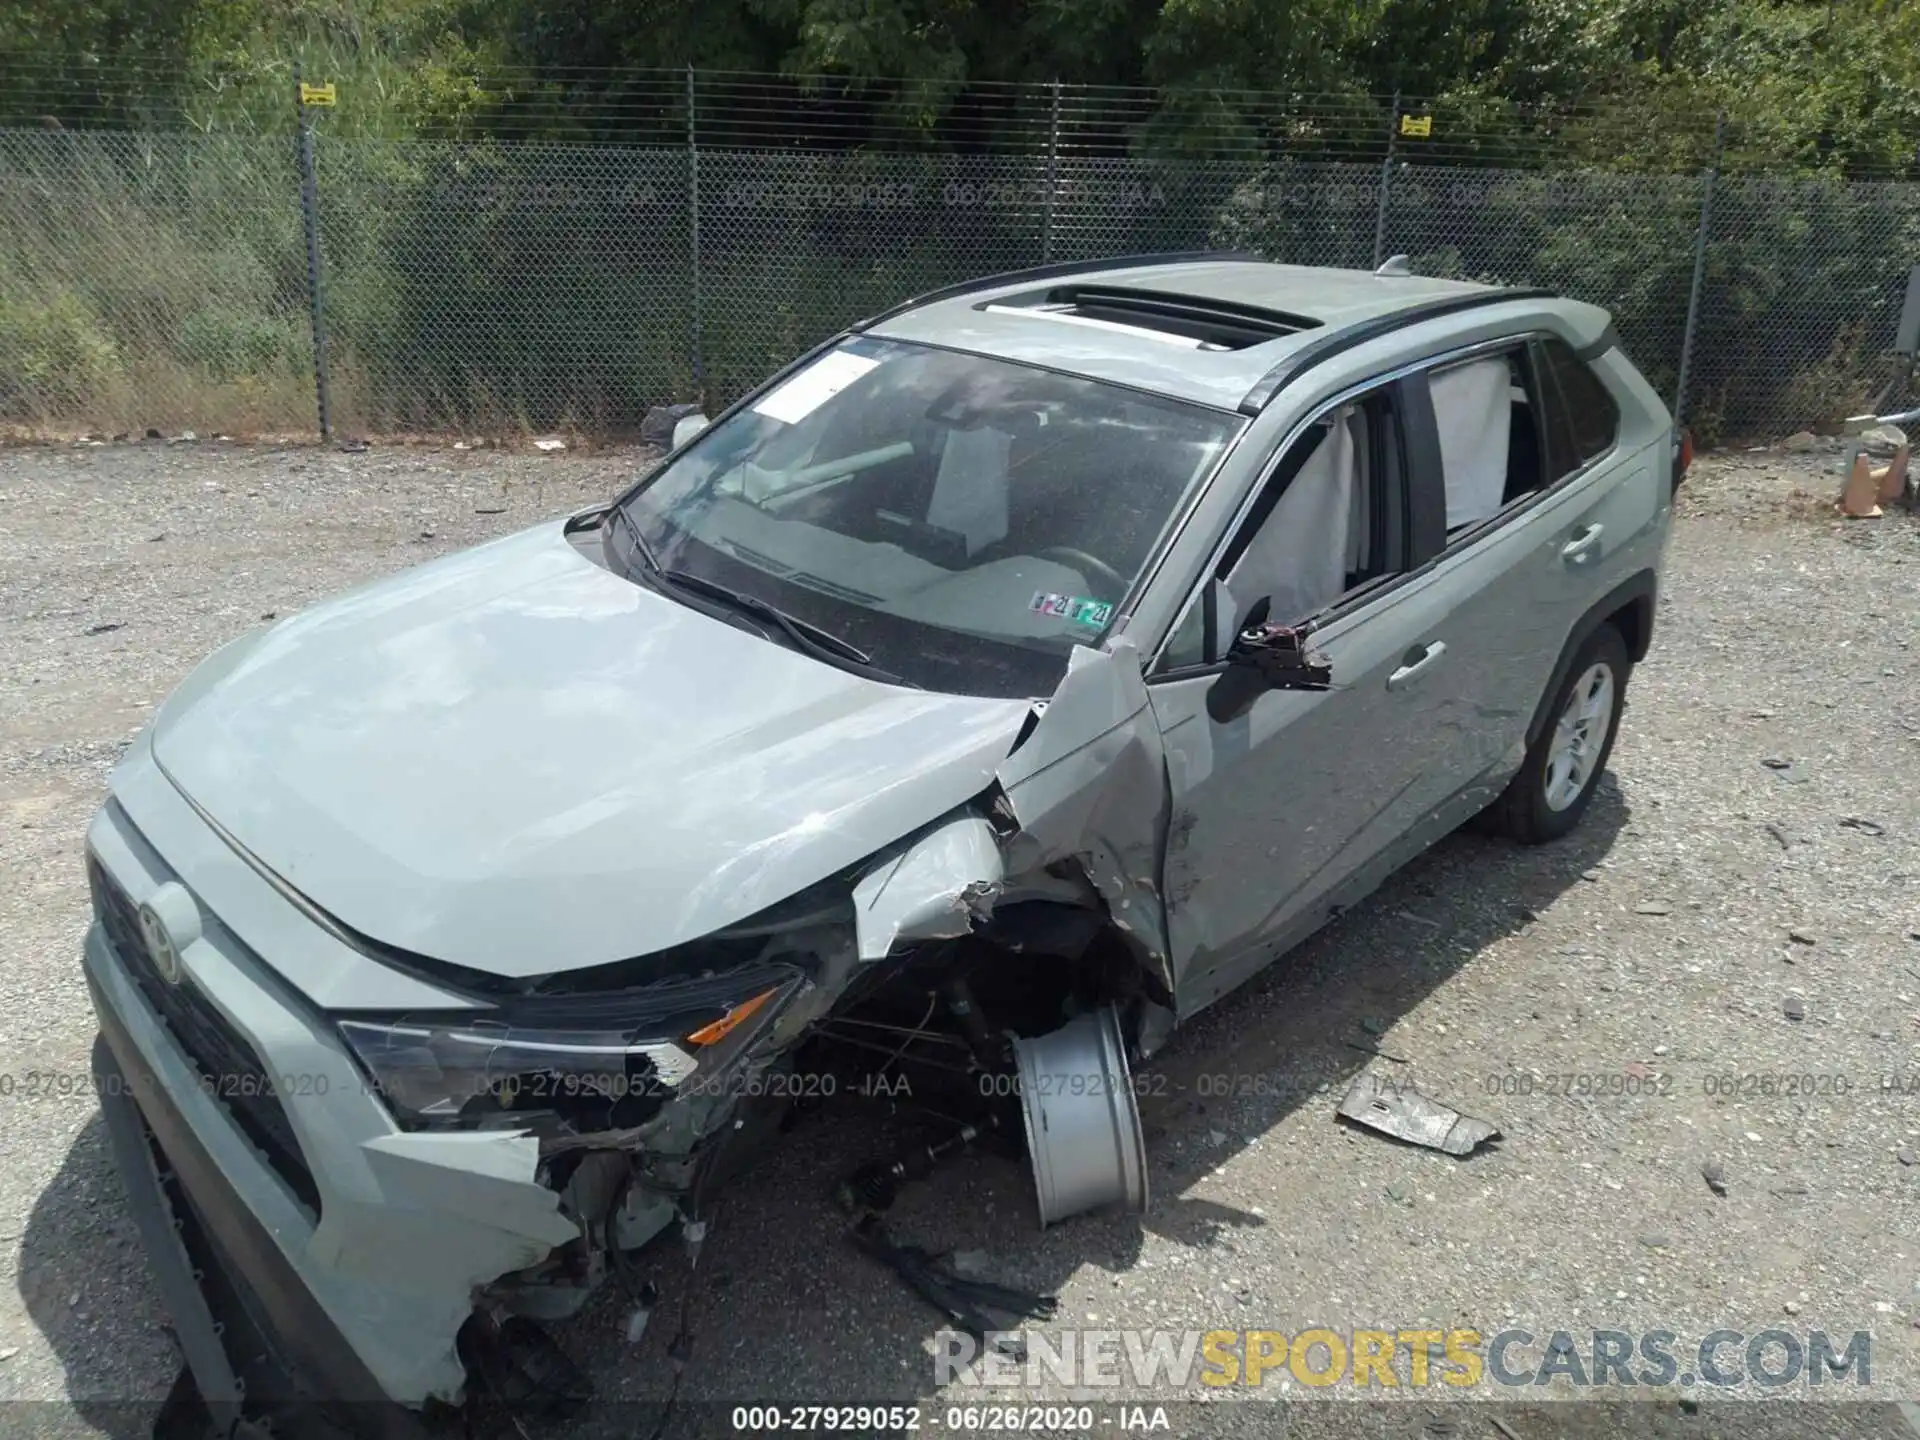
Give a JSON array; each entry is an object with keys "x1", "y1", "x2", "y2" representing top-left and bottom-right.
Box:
[{"x1": 1206, "y1": 598, "x2": 1334, "y2": 723}]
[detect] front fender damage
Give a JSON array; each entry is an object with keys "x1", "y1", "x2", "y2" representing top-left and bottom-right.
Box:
[
  {"x1": 360, "y1": 646, "x2": 1177, "y2": 1412},
  {"x1": 847, "y1": 641, "x2": 1175, "y2": 997},
  {"x1": 852, "y1": 814, "x2": 1006, "y2": 960},
  {"x1": 990, "y1": 641, "x2": 1175, "y2": 998}
]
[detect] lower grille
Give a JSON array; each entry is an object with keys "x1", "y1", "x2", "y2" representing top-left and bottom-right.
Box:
[{"x1": 88, "y1": 857, "x2": 322, "y2": 1214}]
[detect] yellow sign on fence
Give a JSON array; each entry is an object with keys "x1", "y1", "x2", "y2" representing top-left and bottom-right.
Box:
[
  {"x1": 299, "y1": 83, "x2": 337, "y2": 107},
  {"x1": 1399, "y1": 114, "x2": 1433, "y2": 138}
]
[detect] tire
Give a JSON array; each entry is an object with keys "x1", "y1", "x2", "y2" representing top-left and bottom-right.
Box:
[{"x1": 1488, "y1": 622, "x2": 1630, "y2": 844}]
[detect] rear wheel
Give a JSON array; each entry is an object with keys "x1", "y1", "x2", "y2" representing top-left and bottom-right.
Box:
[{"x1": 1489, "y1": 623, "x2": 1629, "y2": 844}]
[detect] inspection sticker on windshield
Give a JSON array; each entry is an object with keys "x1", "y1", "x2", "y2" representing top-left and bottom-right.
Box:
[
  {"x1": 1030, "y1": 592, "x2": 1113, "y2": 629},
  {"x1": 751, "y1": 350, "x2": 882, "y2": 424}
]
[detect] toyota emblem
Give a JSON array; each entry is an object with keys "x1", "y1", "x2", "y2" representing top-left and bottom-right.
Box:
[{"x1": 137, "y1": 902, "x2": 185, "y2": 986}]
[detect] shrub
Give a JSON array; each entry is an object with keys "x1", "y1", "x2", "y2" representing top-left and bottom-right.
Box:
[
  {"x1": 176, "y1": 307, "x2": 302, "y2": 380},
  {"x1": 0, "y1": 291, "x2": 120, "y2": 416}
]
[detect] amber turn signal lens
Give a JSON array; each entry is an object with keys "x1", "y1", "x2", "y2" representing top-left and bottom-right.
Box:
[{"x1": 684, "y1": 987, "x2": 777, "y2": 1046}]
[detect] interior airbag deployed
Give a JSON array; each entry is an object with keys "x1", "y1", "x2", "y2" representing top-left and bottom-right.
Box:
[{"x1": 1430, "y1": 357, "x2": 1511, "y2": 528}]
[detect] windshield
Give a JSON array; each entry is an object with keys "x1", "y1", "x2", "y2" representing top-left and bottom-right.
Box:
[{"x1": 615, "y1": 337, "x2": 1241, "y2": 697}]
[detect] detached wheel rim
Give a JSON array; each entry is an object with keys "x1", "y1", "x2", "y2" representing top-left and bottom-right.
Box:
[{"x1": 1543, "y1": 661, "x2": 1615, "y2": 812}]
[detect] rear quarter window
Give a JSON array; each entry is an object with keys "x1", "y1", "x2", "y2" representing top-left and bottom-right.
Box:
[{"x1": 1535, "y1": 336, "x2": 1620, "y2": 474}]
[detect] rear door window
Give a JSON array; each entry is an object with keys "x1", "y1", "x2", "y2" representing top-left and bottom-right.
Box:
[{"x1": 1429, "y1": 347, "x2": 1545, "y2": 534}]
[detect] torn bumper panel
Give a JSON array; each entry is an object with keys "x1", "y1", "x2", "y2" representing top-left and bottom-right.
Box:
[
  {"x1": 82, "y1": 816, "x2": 578, "y2": 1410},
  {"x1": 90, "y1": 1013, "x2": 425, "y2": 1436}
]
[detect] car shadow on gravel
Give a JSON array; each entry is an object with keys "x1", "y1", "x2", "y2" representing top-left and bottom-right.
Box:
[
  {"x1": 19, "y1": 1112, "x2": 175, "y2": 1439},
  {"x1": 538, "y1": 782, "x2": 1632, "y2": 1433},
  {"x1": 1141, "y1": 779, "x2": 1632, "y2": 1173}
]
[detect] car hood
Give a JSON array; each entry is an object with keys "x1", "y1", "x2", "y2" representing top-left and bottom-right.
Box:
[{"x1": 148, "y1": 522, "x2": 1033, "y2": 980}]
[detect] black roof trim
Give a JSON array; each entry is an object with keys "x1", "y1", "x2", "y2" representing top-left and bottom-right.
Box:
[
  {"x1": 1237, "y1": 287, "x2": 1555, "y2": 415},
  {"x1": 1031, "y1": 285, "x2": 1322, "y2": 343},
  {"x1": 852, "y1": 251, "x2": 1260, "y2": 332}
]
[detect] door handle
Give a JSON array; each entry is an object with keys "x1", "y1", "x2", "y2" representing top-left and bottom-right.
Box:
[
  {"x1": 1561, "y1": 523, "x2": 1604, "y2": 561},
  {"x1": 1387, "y1": 641, "x2": 1447, "y2": 690}
]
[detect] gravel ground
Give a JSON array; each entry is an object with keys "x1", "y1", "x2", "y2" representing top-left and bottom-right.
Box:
[{"x1": 0, "y1": 436, "x2": 1917, "y2": 1439}]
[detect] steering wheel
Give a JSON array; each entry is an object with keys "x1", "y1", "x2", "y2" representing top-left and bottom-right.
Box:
[{"x1": 1037, "y1": 546, "x2": 1126, "y2": 600}]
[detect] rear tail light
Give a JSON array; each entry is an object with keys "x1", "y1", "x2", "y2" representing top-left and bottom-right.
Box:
[{"x1": 1672, "y1": 428, "x2": 1693, "y2": 490}]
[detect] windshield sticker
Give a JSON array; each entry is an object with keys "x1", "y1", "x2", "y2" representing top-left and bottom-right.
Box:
[
  {"x1": 1030, "y1": 592, "x2": 1114, "y2": 629},
  {"x1": 751, "y1": 350, "x2": 882, "y2": 425}
]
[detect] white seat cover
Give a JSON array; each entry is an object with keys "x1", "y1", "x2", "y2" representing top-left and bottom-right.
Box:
[{"x1": 927, "y1": 427, "x2": 1012, "y2": 555}]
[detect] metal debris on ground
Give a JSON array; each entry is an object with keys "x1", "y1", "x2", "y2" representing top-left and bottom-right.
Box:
[
  {"x1": 1335, "y1": 1073, "x2": 1500, "y2": 1157},
  {"x1": 1784, "y1": 995, "x2": 1806, "y2": 1021},
  {"x1": 1345, "y1": 1040, "x2": 1411, "y2": 1063},
  {"x1": 533, "y1": 435, "x2": 567, "y2": 452},
  {"x1": 849, "y1": 1216, "x2": 1057, "y2": 1356},
  {"x1": 1840, "y1": 816, "x2": 1887, "y2": 837}
]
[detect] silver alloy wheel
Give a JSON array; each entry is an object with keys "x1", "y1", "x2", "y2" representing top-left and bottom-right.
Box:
[{"x1": 1543, "y1": 661, "x2": 1616, "y2": 812}]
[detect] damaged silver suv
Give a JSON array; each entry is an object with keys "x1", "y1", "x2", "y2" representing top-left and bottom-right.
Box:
[{"x1": 81, "y1": 254, "x2": 1679, "y2": 1423}]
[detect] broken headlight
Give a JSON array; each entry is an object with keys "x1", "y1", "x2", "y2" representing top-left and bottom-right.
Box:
[{"x1": 338, "y1": 966, "x2": 805, "y2": 1133}]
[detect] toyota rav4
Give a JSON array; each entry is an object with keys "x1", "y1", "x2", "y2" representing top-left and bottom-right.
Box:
[{"x1": 81, "y1": 254, "x2": 1679, "y2": 1428}]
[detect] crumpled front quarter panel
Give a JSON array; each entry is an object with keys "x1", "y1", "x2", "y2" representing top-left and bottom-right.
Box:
[{"x1": 994, "y1": 642, "x2": 1175, "y2": 990}]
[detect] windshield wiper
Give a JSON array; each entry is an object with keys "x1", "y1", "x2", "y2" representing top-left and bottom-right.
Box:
[
  {"x1": 602, "y1": 505, "x2": 910, "y2": 685},
  {"x1": 660, "y1": 567, "x2": 913, "y2": 687},
  {"x1": 603, "y1": 502, "x2": 662, "y2": 578}
]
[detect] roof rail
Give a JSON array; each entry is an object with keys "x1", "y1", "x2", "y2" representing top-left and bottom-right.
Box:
[
  {"x1": 852, "y1": 250, "x2": 1261, "y2": 332},
  {"x1": 1237, "y1": 287, "x2": 1555, "y2": 415}
]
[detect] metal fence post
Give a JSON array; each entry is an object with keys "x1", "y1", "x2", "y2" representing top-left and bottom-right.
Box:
[
  {"x1": 1042, "y1": 79, "x2": 1062, "y2": 262},
  {"x1": 686, "y1": 65, "x2": 705, "y2": 402},
  {"x1": 294, "y1": 65, "x2": 334, "y2": 443},
  {"x1": 1371, "y1": 90, "x2": 1400, "y2": 270},
  {"x1": 1673, "y1": 111, "x2": 1724, "y2": 429}
]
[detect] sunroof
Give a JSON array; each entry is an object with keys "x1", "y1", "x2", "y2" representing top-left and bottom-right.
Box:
[{"x1": 982, "y1": 284, "x2": 1321, "y2": 351}]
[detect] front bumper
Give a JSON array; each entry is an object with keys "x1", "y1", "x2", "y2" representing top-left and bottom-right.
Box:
[
  {"x1": 82, "y1": 781, "x2": 580, "y2": 1412},
  {"x1": 90, "y1": 1009, "x2": 424, "y2": 1437}
]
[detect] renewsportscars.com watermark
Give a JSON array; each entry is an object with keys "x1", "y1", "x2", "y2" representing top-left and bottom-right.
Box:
[{"x1": 935, "y1": 1327, "x2": 1875, "y2": 1391}]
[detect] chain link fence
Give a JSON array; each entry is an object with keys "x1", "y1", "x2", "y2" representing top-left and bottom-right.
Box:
[
  {"x1": 2, "y1": 76, "x2": 1916, "y2": 444},
  {"x1": 0, "y1": 130, "x2": 311, "y2": 434}
]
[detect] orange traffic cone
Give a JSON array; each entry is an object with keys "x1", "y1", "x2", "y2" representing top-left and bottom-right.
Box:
[
  {"x1": 1837, "y1": 451, "x2": 1881, "y2": 518},
  {"x1": 1876, "y1": 445, "x2": 1910, "y2": 506}
]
